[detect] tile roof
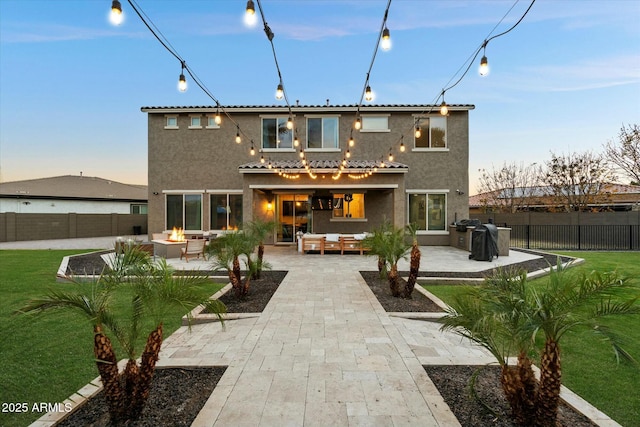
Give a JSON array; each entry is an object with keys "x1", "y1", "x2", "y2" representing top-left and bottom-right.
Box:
[
  {"x1": 239, "y1": 159, "x2": 408, "y2": 171},
  {"x1": 141, "y1": 103, "x2": 474, "y2": 112},
  {"x1": 0, "y1": 175, "x2": 148, "y2": 201}
]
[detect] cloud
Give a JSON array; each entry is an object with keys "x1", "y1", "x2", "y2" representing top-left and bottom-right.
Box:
[
  {"x1": 508, "y1": 55, "x2": 640, "y2": 93},
  {"x1": 1, "y1": 23, "x2": 142, "y2": 43}
]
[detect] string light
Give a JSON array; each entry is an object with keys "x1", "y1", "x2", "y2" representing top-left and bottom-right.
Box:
[
  {"x1": 244, "y1": 0, "x2": 257, "y2": 27},
  {"x1": 399, "y1": 136, "x2": 405, "y2": 152},
  {"x1": 380, "y1": 26, "x2": 391, "y2": 51},
  {"x1": 214, "y1": 108, "x2": 222, "y2": 125},
  {"x1": 388, "y1": 148, "x2": 394, "y2": 162},
  {"x1": 348, "y1": 135, "x2": 355, "y2": 147},
  {"x1": 250, "y1": 142, "x2": 256, "y2": 156},
  {"x1": 414, "y1": 124, "x2": 421, "y2": 138},
  {"x1": 178, "y1": 62, "x2": 187, "y2": 92},
  {"x1": 287, "y1": 115, "x2": 294, "y2": 130},
  {"x1": 110, "y1": 0, "x2": 123, "y2": 25},
  {"x1": 439, "y1": 91, "x2": 448, "y2": 116},
  {"x1": 479, "y1": 52, "x2": 489, "y2": 76},
  {"x1": 354, "y1": 117, "x2": 362, "y2": 130},
  {"x1": 260, "y1": 155, "x2": 265, "y2": 163},
  {"x1": 275, "y1": 83, "x2": 284, "y2": 100},
  {"x1": 293, "y1": 133, "x2": 299, "y2": 147},
  {"x1": 235, "y1": 126, "x2": 242, "y2": 144},
  {"x1": 365, "y1": 85, "x2": 374, "y2": 102}
]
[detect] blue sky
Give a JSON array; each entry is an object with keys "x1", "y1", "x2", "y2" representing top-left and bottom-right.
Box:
[{"x1": 1, "y1": 0, "x2": 638, "y2": 194}]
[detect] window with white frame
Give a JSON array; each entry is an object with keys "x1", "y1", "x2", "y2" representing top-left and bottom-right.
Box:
[
  {"x1": 262, "y1": 117, "x2": 293, "y2": 150},
  {"x1": 407, "y1": 192, "x2": 447, "y2": 231},
  {"x1": 210, "y1": 193, "x2": 243, "y2": 230},
  {"x1": 307, "y1": 117, "x2": 339, "y2": 149},
  {"x1": 206, "y1": 115, "x2": 220, "y2": 129},
  {"x1": 164, "y1": 115, "x2": 178, "y2": 129},
  {"x1": 360, "y1": 115, "x2": 389, "y2": 132},
  {"x1": 166, "y1": 193, "x2": 202, "y2": 230},
  {"x1": 414, "y1": 116, "x2": 447, "y2": 148},
  {"x1": 189, "y1": 115, "x2": 202, "y2": 129}
]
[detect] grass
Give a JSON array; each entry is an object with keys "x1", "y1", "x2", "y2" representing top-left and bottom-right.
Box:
[
  {"x1": 424, "y1": 251, "x2": 640, "y2": 427},
  {"x1": 0, "y1": 250, "x2": 224, "y2": 427}
]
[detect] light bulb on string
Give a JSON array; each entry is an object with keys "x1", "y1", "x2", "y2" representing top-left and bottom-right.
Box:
[
  {"x1": 235, "y1": 126, "x2": 241, "y2": 144},
  {"x1": 346, "y1": 149, "x2": 351, "y2": 158},
  {"x1": 275, "y1": 83, "x2": 284, "y2": 100},
  {"x1": 178, "y1": 63, "x2": 187, "y2": 92},
  {"x1": 260, "y1": 155, "x2": 265, "y2": 164},
  {"x1": 349, "y1": 135, "x2": 355, "y2": 147},
  {"x1": 244, "y1": 0, "x2": 257, "y2": 27},
  {"x1": 287, "y1": 115, "x2": 294, "y2": 130},
  {"x1": 400, "y1": 136, "x2": 406, "y2": 152},
  {"x1": 214, "y1": 109, "x2": 222, "y2": 125},
  {"x1": 365, "y1": 85, "x2": 374, "y2": 102},
  {"x1": 293, "y1": 134, "x2": 299, "y2": 147},
  {"x1": 380, "y1": 26, "x2": 391, "y2": 51},
  {"x1": 479, "y1": 55, "x2": 489, "y2": 76},
  {"x1": 388, "y1": 149, "x2": 394, "y2": 162},
  {"x1": 414, "y1": 125, "x2": 421, "y2": 139},
  {"x1": 354, "y1": 117, "x2": 362, "y2": 130},
  {"x1": 110, "y1": 0, "x2": 123, "y2": 26},
  {"x1": 250, "y1": 142, "x2": 256, "y2": 156}
]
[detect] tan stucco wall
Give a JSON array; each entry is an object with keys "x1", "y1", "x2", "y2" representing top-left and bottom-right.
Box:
[{"x1": 145, "y1": 106, "x2": 471, "y2": 245}]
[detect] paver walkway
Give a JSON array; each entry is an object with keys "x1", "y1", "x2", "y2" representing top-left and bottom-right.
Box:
[{"x1": 159, "y1": 252, "x2": 493, "y2": 426}]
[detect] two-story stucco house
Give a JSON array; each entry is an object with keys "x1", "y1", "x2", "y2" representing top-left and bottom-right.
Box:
[{"x1": 142, "y1": 104, "x2": 474, "y2": 245}]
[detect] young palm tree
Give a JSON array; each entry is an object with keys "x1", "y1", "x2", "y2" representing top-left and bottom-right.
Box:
[
  {"x1": 208, "y1": 230, "x2": 257, "y2": 298},
  {"x1": 18, "y1": 244, "x2": 225, "y2": 425},
  {"x1": 529, "y1": 263, "x2": 639, "y2": 426},
  {"x1": 405, "y1": 223, "x2": 421, "y2": 298},
  {"x1": 363, "y1": 222, "x2": 411, "y2": 297},
  {"x1": 440, "y1": 261, "x2": 639, "y2": 426},
  {"x1": 244, "y1": 219, "x2": 276, "y2": 279}
]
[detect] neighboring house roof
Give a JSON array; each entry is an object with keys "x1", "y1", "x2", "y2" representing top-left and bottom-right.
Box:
[
  {"x1": 141, "y1": 104, "x2": 475, "y2": 113},
  {"x1": 0, "y1": 175, "x2": 148, "y2": 202},
  {"x1": 239, "y1": 159, "x2": 409, "y2": 172},
  {"x1": 470, "y1": 183, "x2": 640, "y2": 208}
]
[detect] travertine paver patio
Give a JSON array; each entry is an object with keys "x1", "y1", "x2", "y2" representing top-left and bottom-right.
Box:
[{"x1": 158, "y1": 249, "x2": 495, "y2": 426}]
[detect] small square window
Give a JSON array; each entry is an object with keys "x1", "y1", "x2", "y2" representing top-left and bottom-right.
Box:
[
  {"x1": 189, "y1": 116, "x2": 202, "y2": 129},
  {"x1": 206, "y1": 115, "x2": 220, "y2": 128},
  {"x1": 165, "y1": 115, "x2": 178, "y2": 129}
]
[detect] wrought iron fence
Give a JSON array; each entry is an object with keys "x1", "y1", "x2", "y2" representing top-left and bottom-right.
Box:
[{"x1": 509, "y1": 225, "x2": 640, "y2": 251}]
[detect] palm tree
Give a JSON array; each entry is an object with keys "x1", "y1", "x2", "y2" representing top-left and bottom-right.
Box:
[
  {"x1": 529, "y1": 262, "x2": 639, "y2": 426},
  {"x1": 244, "y1": 219, "x2": 276, "y2": 279},
  {"x1": 363, "y1": 222, "x2": 411, "y2": 298},
  {"x1": 405, "y1": 223, "x2": 421, "y2": 298},
  {"x1": 208, "y1": 230, "x2": 257, "y2": 298},
  {"x1": 441, "y1": 268, "x2": 537, "y2": 424},
  {"x1": 440, "y1": 260, "x2": 639, "y2": 426},
  {"x1": 18, "y1": 244, "x2": 225, "y2": 425}
]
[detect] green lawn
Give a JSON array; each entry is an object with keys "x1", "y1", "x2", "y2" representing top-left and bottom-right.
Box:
[
  {"x1": 0, "y1": 250, "x2": 224, "y2": 427},
  {"x1": 425, "y1": 251, "x2": 640, "y2": 427}
]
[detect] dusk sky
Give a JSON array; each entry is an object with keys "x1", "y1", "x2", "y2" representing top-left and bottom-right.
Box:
[{"x1": 1, "y1": 0, "x2": 638, "y2": 194}]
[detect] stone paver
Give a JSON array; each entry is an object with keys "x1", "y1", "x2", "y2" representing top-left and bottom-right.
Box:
[{"x1": 159, "y1": 250, "x2": 495, "y2": 426}]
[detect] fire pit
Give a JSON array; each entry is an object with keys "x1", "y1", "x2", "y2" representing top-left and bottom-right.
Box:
[{"x1": 168, "y1": 227, "x2": 186, "y2": 242}]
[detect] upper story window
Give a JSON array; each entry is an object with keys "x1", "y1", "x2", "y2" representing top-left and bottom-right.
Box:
[
  {"x1": 206, "y1": 115, "x2": 220, "y2": 129},
  {"x1": 360, "y1": 115, "x2": 389, "y2": 132},
  {"x1": 164, "y1": 115, "x2": 178, "y2": 129},
  {"x1": 307, "y1": 117, "x2": 339, "y2": 150},
  {"x1": 414, "y1": 116, "x2": 447, "y2": 149},
  {"x1": 262, "y1": 117, "x2": 293, "y2": 150},
  {"x1": 189, "y1": 115, "x2": 202, "y2": 129}
]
